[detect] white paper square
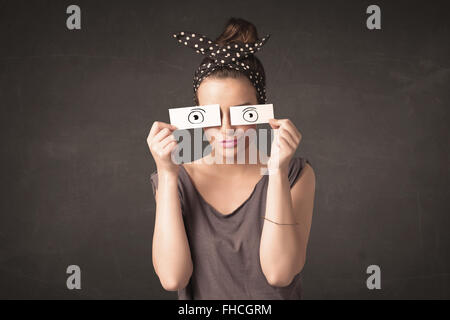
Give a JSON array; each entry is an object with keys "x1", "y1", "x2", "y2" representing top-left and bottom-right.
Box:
[
  {"x1": 168, "y1": 104, "x2": 221, "y2": 129},
  {"x1": 229, "y1": 104, "x2": 274, "y2": 126}
]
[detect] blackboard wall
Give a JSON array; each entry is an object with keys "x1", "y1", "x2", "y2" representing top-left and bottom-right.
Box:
[{"x1": 0, "y1": 0, "x2": 449, "y2": 299}]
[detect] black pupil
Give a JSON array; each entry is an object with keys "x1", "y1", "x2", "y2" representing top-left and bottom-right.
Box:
[
  {"x1": 249, "y1": 113, "x2": 253, "y2": 118},
  {"x1": 194, "y1": 115, "x2": 198, "y2": 120}
]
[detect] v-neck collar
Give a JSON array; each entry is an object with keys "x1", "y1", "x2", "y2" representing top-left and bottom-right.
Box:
[{"x1": 180, "y1": 164, "x2": 267, "y2": 218}]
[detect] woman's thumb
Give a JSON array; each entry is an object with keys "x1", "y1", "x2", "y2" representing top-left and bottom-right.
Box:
[{"x1": 268, "y1": 118, "x2": 279, "y2": 129}]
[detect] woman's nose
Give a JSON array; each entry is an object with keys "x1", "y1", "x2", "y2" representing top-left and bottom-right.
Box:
[{"x1": 220, "y1": 112, "x2": 235, "y2": 136}]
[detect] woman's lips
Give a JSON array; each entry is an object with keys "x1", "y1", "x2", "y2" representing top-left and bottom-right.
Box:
[{"x1": 220, "y1": 137, "x2": 240, "y2": 148}]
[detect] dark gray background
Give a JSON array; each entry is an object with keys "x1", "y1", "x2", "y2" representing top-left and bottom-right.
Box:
[{"x1": 0, "y1": 0, "x2": 449, "y2": 299}]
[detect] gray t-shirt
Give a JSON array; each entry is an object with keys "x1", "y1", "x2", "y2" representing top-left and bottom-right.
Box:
[{"x1": 150, "y1": 156, "x2": 311, "y2": 300}]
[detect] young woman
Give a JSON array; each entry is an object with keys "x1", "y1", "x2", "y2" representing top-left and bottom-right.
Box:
[{"x1": 147, "y1": 18, "x2": 316, "y2": 299}]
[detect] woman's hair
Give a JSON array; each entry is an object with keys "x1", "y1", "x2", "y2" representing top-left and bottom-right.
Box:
[{"x1": 194, "y1": 18, "x2": 267, "y2": 105}]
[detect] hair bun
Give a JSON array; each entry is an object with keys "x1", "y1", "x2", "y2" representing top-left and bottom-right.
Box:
[{"x1": 215, "y1": 17, "x2": 259, "y2": 46}]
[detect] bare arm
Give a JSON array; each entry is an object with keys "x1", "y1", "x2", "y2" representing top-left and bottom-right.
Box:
[
  {"x1": 260, "y1": 163, "x2": 315, "y2": 287},
  {"x1": 260, "y1": 118, "x2": 316, "y2": 287},
  {"x1": 148, "y1": 121, "x2": 193, "y2": 291}
]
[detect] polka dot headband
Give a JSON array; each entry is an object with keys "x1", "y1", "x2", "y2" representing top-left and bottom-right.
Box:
[{"x1": 172, "y1": 31, "x2": 271, "y2": 104}]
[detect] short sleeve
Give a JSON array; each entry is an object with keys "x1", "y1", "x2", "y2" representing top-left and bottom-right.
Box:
[
  {"x1": 149, "y1": 170, "x2": 185, "y2": 214},
  {"x1": 288, "y1": 157, "x2": 312, "y2": 188}
]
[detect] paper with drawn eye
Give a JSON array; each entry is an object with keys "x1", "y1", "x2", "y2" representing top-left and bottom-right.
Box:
[
  {"x1": 168, "y1": 104, "x2": 221, "y2": 129},
  {"x1": 229, "y1": 104, "x2": 274, "y2": 126}
]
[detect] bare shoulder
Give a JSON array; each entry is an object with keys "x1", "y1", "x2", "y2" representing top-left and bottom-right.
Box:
[
  {"x1": 302, "y1": 162, "x2": 315, "y2": 182},
  {"x1": 291, "y1": 161, "x2": 315, "y2": 195},
  {"x1": 291, "y1": 161, "x2": 316, "y2": 202},
  {"x1": 297, "y1": 163, "x2": 316, "y2": 184}
]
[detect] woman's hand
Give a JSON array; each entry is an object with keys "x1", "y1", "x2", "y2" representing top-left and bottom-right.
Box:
[
  {"x1": 147, "y1": 121, "x2": 180, "y2": 175},
  {"x1": 267, "y1": 118, "x2": 302, "y2": 173}
]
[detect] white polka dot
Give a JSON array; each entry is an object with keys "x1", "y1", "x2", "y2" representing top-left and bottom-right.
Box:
[{"x1": 180, "y1": 32, "x2": 184, "y2": 35}]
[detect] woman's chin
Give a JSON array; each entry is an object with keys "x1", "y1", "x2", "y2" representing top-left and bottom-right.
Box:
[
  {"x1": 212, "y1": 143, "x2": 250, "y2": 160},
  {"x1": 216, "y1": 147, "x2": 238, "y2": 157}
]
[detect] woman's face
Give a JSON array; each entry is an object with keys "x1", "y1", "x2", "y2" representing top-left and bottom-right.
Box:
[{"x1": 197, "y1": 76, "x2": 258, "y2": 159}]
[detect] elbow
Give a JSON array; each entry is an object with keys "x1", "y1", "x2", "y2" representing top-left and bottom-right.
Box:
[
  {"x1": 159, "y1": 264, "x2": 193, "y2": 292},
  {"x1": 160, "y1": 273, "x2": 191, "y2": 291},
  {"x1": 264, "y1": 257, "x2": 306, "y2": 288},
  {"x1": 265, "y1": 271, "x2": 295, "y2": 287},
  {"x1": 160, "y1": 277, "x2": 187, "y2": 292}
]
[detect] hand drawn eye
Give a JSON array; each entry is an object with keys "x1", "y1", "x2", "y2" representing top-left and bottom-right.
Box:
[
  {"x1": 242, "y1": 109, "x2": 258, "y2": 123},
  {"x1": 188, "y1": 109, "x2": 205, "y2": 124}
]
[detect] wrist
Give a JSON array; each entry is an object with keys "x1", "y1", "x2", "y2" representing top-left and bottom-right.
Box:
[
  {"x1": 157, "y1": 168, "x2": 179, "y2": 180},
  {"x1": 266, "y1": 163, "x2": 289, "y2": 177}
]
